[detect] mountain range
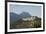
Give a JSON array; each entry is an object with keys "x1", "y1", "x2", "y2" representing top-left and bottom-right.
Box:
[{"x1": 10, "y1": 12, "x2": 31, "y2": 23}]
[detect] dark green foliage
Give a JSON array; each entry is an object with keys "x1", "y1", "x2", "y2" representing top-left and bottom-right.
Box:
[{"x1": 33, "y1": 17, "x2": 41, "y2": 28}]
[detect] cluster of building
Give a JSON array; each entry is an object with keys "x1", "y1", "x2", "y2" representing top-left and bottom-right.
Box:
[{"x1": 22, "y1": 16, "x2": 36, "y2": 21}]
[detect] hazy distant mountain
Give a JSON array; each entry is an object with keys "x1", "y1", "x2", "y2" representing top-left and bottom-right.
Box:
[
  {"x1": 10, "y1": 12, "x2": 21, "y2": 23},
  {"x1": 10, "y1": 12, "x2": 31, "y2": 23},
  {"x1": 20, "y1": 12, "x2": 31, "y2": 17}
]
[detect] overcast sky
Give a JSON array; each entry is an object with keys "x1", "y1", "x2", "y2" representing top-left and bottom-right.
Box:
[{"x1": 10, "y1": 4, "x2": 41, "y2": 18}]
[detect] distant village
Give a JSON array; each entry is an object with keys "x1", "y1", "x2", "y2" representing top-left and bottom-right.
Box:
[{"x1": 22, "y1": 16, "x2": 36, "y2": 21}]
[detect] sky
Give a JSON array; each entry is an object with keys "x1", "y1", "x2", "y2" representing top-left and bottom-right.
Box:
[{"x1": 10, "y1": 4, "x2": 41, "y2": 18}]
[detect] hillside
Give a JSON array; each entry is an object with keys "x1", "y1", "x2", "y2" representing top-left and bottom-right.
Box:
[{"x1": 10, "y1": 16, "x2": 41, "y2": 29}]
